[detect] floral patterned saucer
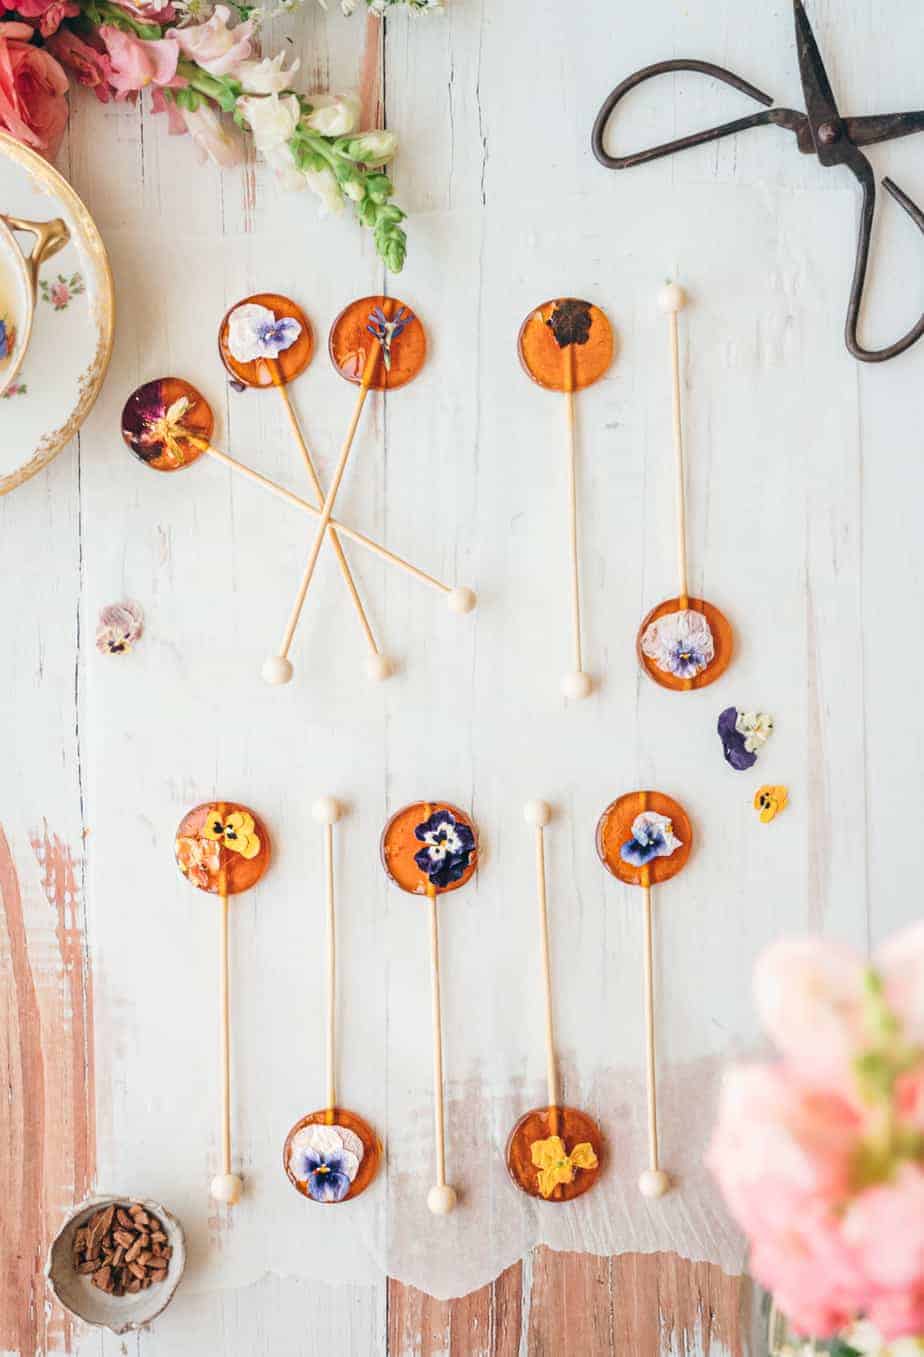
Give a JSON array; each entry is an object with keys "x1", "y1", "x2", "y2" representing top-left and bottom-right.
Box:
[{"x1": 0, "y1": 133, "x2": 113, "y2": 495}]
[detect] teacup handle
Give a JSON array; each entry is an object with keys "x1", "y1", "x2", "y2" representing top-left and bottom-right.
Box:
[{"x1": 1, "y1": 215, "x2": 70, "y2": 293}]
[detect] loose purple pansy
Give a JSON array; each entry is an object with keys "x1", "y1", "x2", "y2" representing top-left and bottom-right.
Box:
[
  {"x1": 366, "y1": 305, "x2": 412, "y2": 371},
  {"x1": 414, "y1": 808, "x2": 475, "y2": 889},
  {"x1": 96, "y1": 600, "x2": 144, "y2": 655},
  {"x1": 718, "y1": 708, "x2": 773, "y2": 771},
  {"x1": 641, "y1": 609, "x2": 715, "y2": 680},
  {"x1": 620, "y1": 811, "x2": 682, "y2": 868},
  {"x1": 287, "y1": 1123, "x2": 362, "y2": 1204},
  {"x1": 227, "y1": 302, "x2": 302, "y2": 364}
]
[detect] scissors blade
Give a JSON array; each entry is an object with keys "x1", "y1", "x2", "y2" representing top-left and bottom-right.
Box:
[
  {"x1": 793, "y1": 0, "x2": 842, "y2": 149},
  {"x1": 843, "y1": 112, "x2": 924, "y2": 148}
]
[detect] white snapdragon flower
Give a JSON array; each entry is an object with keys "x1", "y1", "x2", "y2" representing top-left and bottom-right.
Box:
[
  {"x1": 304, "y1": 166, "x2": 345, "y2": 215},
  {"x1": 236, "y1": 91, "x2": 301, "y2": 150},
  {"x1": 235, "y1": 52, "x2": 300, "y2": 95},
  {"x1": 184, "y1": 103, "x2": 241, "y2": 167},
  {"x1": 303, "y1": 92, "x2": 360, "y2": 137}
]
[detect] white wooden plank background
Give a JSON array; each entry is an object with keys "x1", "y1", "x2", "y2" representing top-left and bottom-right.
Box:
[{"x1": 3, "y1": 0, "x2": 924, "y2": 1350}]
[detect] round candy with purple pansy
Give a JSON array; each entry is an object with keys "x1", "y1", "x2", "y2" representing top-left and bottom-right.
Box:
[
  {"x1": 414, "y1": 808, "x2": 476, "y2": 890},
  {"x1": 641, "y1": 608, "x2": 715, "y2": 680},
  {"x1": 227, "y1": 302, "x2": 302, "y2": 364}
]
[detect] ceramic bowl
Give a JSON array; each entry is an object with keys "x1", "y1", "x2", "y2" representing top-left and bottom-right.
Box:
[
  {"x1": 45, "y1": 1195, "x2": 186, "y2": 1334},
  {"x1": 0, "y1": 211, "x2": 69, "y2": 394}
]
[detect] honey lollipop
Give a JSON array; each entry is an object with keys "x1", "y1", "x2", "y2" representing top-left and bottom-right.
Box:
[
  {"x1": 596, "y1": 790, "x2": 693, "y2": 1198},
  {"x1": 218, "y1": 297, "x2": 392, "y2": 685},
  {"x1": 380, "y1": 800, "x2": 478, "y2": 1214},
  {"x1": 283, "y1": 798, "x2": 381, "y2": 1204},
  {"x1": 505, "y1": 802, "x2": 603, "y2": 1201},
  {"x1": 174, "y1": 800, "x2": 271, "y2": 1204},
  {"x1": 122, "y1": 379, "x2": 467, "y2": 603},
  {"x1": 636, "y1": 285, "x2": 733, "y2": 690},
  {"x1": 263, "y1": 296, "x2": 475, "y2": 685},
  {"x1": 519, "y1": 298, "x2": 615, "y2": 701}
]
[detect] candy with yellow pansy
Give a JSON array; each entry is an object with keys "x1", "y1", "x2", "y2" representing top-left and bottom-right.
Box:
[
  {"x1": 201, "y1": 809, "x2": 262, "y2": 859},
  {"x1": 530, "y1": 1134, "x2": 599, "y2": 1199}
]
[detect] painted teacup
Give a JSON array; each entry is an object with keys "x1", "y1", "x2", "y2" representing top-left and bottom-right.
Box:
[{"x1": 0, "y1": 213, "x2": 69, "y2": 395}]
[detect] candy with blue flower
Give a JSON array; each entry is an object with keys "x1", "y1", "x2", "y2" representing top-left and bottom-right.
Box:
[
  {"x1": 366, "y1": 305, "x2": 413, "y2": 371},
  {"x1": 641, "y1": 608, "x2": 715, "y2": 680},
  {"x1": 287, "y1": 1123, "x2": 363, "y2": 1204},
  {"x1": 620, "y1": 811, "x2": 682, "y2": 867},
  {"x1": 227, "y1": 302, "x2": 302, "y2": 365}
]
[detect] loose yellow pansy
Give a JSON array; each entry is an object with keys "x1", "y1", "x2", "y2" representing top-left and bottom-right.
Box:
[
  {"x1": 530, "y1": 1134, "x2": 599, "y2": 1199},
  {"x1": 754, "y1": 785, "x2": 788, "y2": 824},
  {"x1": 201, "y1": 809, "x2": 262, "y2": 859}
]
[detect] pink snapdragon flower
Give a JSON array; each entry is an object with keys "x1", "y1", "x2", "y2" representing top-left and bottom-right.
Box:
[
  {"x1": 167, "y1": 5, "x2": 254, "y2": 77},
  {"x1": 98, "y1": 25, "x2": 183, "y2": 95},
  {"x1": 0, "y1": 0, "x2": 80, "y2": 38},
  {"x1": 0, "y1": 21, "x2": 69, "y2": 157},
  {"x1": 708, "y1": 924, "x2": 924, "y2": 1343}
]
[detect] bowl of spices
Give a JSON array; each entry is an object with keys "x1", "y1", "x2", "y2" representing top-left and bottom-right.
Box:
[{"x1": 46, "y1": 1196, "x2": 186, "y2": 1333}]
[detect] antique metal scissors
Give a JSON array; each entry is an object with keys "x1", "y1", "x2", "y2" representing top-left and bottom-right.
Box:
[{"x1": 591, "y1": 0, "x2": 924, "y2": 363}]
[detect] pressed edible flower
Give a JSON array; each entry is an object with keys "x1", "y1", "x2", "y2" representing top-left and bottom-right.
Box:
[
  {"x1": 201, "y1": 809, "x2": 262, "y2": 858},
  {"x1": 288, "y1": 1123, "x2": 363, "y2": 1203},
  {"x1": 413, "y1": 809, "x2": 475, "y2": 889},
  {"x1": 754, "y1": 785, "x2": 788, "y2": 823},
  {"x1": 366, "y1": 304, "x2": 412, "y2": 371},
  {"x1": 620, "y1": 811, "x2": 682, "y2": 868},
  {"x1": 530, "y1": 1134, "x2": 598, "y2": 1199},
  {"x1": 718, "y1": 708, "x2": 774, "y2": 772},
  {"x1": 176, "y1": 833, "x2": 221, "y2": 888},
  {"x1": 641, "y1": 609, "x2": 715, "y2": 680},
  {"x1": 226, "y1": 301, "x2": 301, "y2": 363},
  {"x1": 96, "y1": 600, "x2": 144, "y2": 654}
]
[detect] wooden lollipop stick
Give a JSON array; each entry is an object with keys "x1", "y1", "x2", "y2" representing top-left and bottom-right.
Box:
[
  {"x1": 274, "y1": 379, "x2": 388, "y2": 676},
  {"x1": 219, "y1": 886, "x2": 232, "y2": 1174},
  {"x1": 525, "y1": 801, "x2": 558, "y2": 1110},
  {"x1": 561, "y1": 347, "x2": 591, "y2": 700},
  {"x1": 313, "y1": 797, "x2": 343, "y2": 1116},
  {"x1": 638, "y1": 875, "x2": 669, "y2": 1198},
  {"x1": 197, "y1": 441, "x2": 470, "y2": 601},
  {"x1": 426, "y1": 886, "x2": 456, "y2": 1215},
  {"x1": 660, "y1": 283, "x2": 689, "y2": 605}
]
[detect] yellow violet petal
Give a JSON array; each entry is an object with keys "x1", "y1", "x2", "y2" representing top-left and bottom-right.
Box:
[
  {"x1": 237, "y1": 832, "x2": 261, "y2": 860},
  {"x1": 537, "y1": 1160, "x2": 576, "y2": 1198},
  {"x1": 226, "y1": 811, "x2": 254, "y2": 836},
  {"x1": 201, "y1": 815, "x2": 226, "y2": 842},
  {"x1": 569, "y1": 1142, "x2": 599, "y2": 1171},
  {"x1": 531, "y1": 1135, "x2": 567, "y2": 1169}
]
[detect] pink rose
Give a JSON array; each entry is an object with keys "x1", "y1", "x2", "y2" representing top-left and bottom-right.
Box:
[
  {"x1": 44, "y1": 28, "x2": 113, "y2": 103},
  {"x1": 98, "y1": 25, "x2": 183, "y2": 95},
  {"x1": 166, "y1": 5, "x2": 254, "y2": 77},
  {"x1": 0, "y1": 21, "x2": 69, "y2": 158},
  {"x1": 753, "y1": 938, "x2": 867, "y2": 1090},
  {"x1": 0, "y1": 0, "x2": 79, "y2": 36}
]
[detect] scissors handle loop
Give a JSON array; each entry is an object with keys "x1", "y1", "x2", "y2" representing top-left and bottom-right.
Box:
[
  {"x1": 592, "y1": 60, "x2": 783, "y2": 170},
  {"x1": 845, "y1": 158, "x2": 924, "y2": 362}
]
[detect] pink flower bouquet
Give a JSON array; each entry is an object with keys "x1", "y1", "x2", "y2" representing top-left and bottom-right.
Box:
[
  {"x1": 708, "y1": 925, "x2": 924, "y2": 1349},
  {"x1": 0, "y1": 0, "x2": 408, "y2": 268}
]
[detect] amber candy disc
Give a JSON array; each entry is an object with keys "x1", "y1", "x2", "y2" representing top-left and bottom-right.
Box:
[
  {"x1": 218, "y1": 293, "x2": 314, "y2": 389},
  {"x1": 636, "y1": 596, "x2": 734, "y2": 691},
  {"x1": 174, "y1": 801, "x2": 271, "y2": 896},
  {"x1": 329, "y1": 295, "x2": 425, "y2": 392},
  {"x1": 283, "y1": 1107, "x2": 381, "y2": 1204},
  {"x1": 380, "y1": 801, "x2": 478, "y2": 897},
  {"x1": 518, "y1": 298, "x2": 614, "y2": 392},
  {"x1": 121, "y1": 377, "x2": 213, "y2": 472},
  {"x1": 596, "y1": 791, "x2": 692, "y2": 888},
  {"x1": 506, "y1": 1105, "x2": 604, "y2": 1201}
]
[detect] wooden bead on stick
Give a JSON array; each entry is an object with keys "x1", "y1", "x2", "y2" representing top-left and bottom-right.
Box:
[
  {"x1": 447, "y1": 586, "x2": 477, "y2": 614},
  {"x1": 561, "y1": 671, "x2": 592, "y2": 701},
  {"x1": 312, "y1": 795, "x2": 343, "y2": 825},
  {"x1": 427, "y1": 1184, "x2": 458, "y2": 1215},
  {"x1": 523, "y1": 799, "x2": 552, "y2": 827},
  {"x1": 262, "y1": 655, "x2": 294, "y2": 686},
  {"x1": 658, "y1": 282, "x2": 687, "y2": 313},
  {"x1": 638, "y1": 1168, "x2": 671, "y2": 1198},
  {"x1": 210, "y1": 1173, "x2": 243, "y2": 1205}
]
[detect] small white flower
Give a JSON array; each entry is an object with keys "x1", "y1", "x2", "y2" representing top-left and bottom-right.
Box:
[
  {"x1": 735, "y1": 711, "x2": 774, "y2": 753},
  {"x1": 235, "y1": 52, "x2": 300, "y2": 95},
  {"x1": 303, "y1": 92, "x2": 360, "y2": 137}
]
